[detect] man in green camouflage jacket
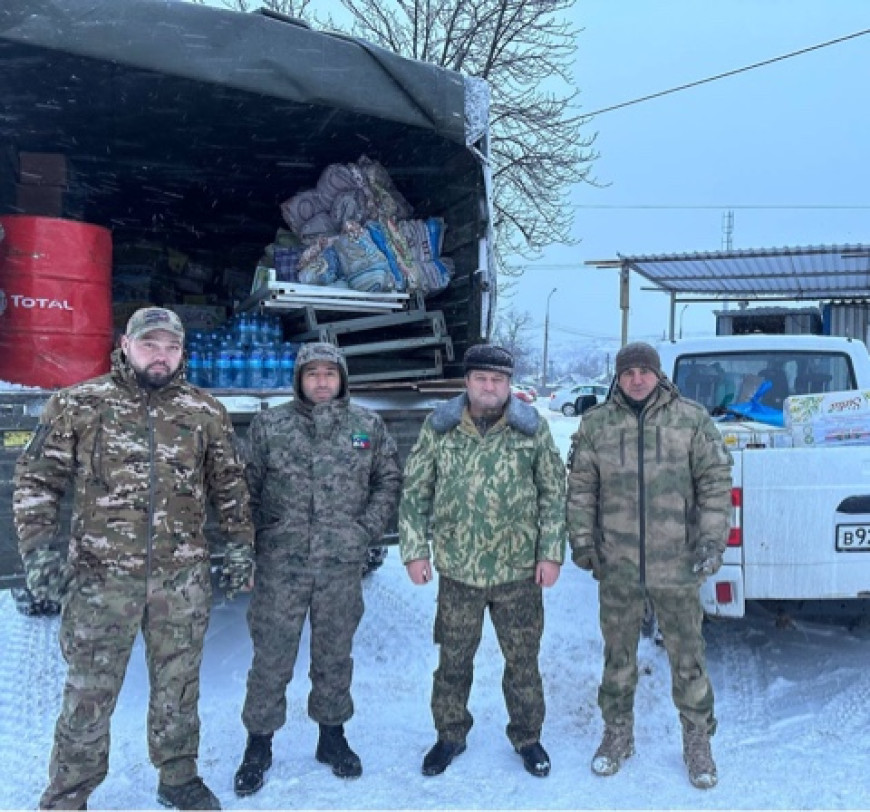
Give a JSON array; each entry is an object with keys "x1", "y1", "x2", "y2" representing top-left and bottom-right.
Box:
[
  {"x1": 566, "y1": 341, "x2": 732, "y2": 790},
  {"x1": 233, "y1": 342, "x2": 401, "y2": 795},
  {"x1": 399, "y1": 345, "x2": 566, "y2": 779},
  {"x1": 13, "y1": 307, "x2": 255, "y2": 811}
]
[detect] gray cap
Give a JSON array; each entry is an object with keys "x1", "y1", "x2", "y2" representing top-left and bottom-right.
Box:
[{"x1": 126, "y1": 307, "x2": 185, "y2": 342}]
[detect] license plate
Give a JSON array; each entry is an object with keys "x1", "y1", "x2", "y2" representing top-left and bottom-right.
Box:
[
  {"x1": 836, "y1": 524, "x2": 870, "y2": 551},
  {"x1": 3, "y1": 430, "x2": 32, "y2": 448}
]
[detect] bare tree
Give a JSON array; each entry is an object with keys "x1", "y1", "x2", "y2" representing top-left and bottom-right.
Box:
[
  {"x1": 556, "y1": 343, "x2": 612, "y2": 382},
  {"x1": 491, "y1": 308, "x2": 538, "y2": 378},
  {"x1": 338, "y1": 0, "x2": 598, "y2": 275}
]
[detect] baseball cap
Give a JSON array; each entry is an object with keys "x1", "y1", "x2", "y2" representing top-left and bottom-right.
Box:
[{"x1": 125, "y1": 307, "x2": 185, "y2": 342}]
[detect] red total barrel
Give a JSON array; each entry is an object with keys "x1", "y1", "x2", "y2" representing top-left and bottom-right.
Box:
[{"x1": 0, "y1": 215, "x2": 113, "y2": 388}]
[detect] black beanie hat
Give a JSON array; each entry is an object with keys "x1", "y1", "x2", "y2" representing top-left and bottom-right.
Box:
[
  {"x1": 615, "y1": 342, "x2": 662, "y2": 377},
  {"x1": 464, "y1": 344, "x2": 514, "y2": 376}
]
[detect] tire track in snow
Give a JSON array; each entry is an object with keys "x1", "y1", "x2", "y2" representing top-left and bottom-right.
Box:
[
  {"x1": 703, "y1": 616, "x2": 773, "y2": 746},
  {"x1": 0, "y1": 592, "x2": 64, "y2": 808}
]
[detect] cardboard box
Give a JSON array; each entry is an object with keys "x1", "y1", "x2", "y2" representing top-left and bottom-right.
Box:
[
  {"x1": 171, "y1": 304, "x2": 227, "y2": 331},
  {"x1": 15, "y1": 183, "x2": 64, "y2": 216},
  {"x1": 113, "y1": 301, "x2": 154, "y2": 329},
  {"x1": 18, "y1": 152, "x2": 68, "y2": 186},
  {"x1": 785, "y1": 389, "x2": 870, "y2": 447}
]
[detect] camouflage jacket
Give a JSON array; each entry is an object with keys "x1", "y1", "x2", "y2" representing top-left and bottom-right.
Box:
[
  {"x1": 13, "y1": 349, "x2": 254, "y2": 578},
  {"x1": 246, "y1": 395, "x2": 401, "y2": 569},
  {"x1": 566, "y1": 379, "x2": 733, "y2": 587},
  {"x1": 399, "y1": 394, "x2": 566, "y2": 588}
]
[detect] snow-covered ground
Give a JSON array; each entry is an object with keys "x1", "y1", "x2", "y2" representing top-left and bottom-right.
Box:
[{"x1": 3, "y1": 407, "x2": 870, "y2": 810}]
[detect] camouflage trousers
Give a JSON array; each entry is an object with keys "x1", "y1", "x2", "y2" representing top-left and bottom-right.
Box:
[
  {"x1": 431, "y1": 575, "x2": 545, "y2": 750},
  {"x1": 242, "y1": 563, "x2": 364, "y2": 733},
  {"x1": 597, "y1": 578, "x2": 716, "y2": 735},
  {"x1": 40, "y1": 564, "x2": 212, "y2": 810}
]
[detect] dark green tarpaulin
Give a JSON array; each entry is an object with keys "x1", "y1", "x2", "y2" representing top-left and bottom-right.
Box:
[
  {"x1": 0, "y1": 0, "x2": 479, "y2": 250},
  {"x1": 0, "y1": 0, "x2": 466, "y2": 144}
]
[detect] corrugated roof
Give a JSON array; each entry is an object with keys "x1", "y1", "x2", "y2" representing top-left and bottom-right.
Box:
[{"x1": 588, "y1": 244, "x2": 870, "y2": 300}]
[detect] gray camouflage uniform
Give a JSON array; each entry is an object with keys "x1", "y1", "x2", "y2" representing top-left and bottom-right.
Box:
[
  {"x1": 399, "y1": 394, "x2": 566, "y2": 749},
  {"x1": 241, "y1": 342, "x2": 401, "y2": 734},
  {"x1": 567, "y1": 377, "x2": 732, "y2": 734},
  {"x1": 13, "y1": 348, "x2": 254, "y2": 810}
]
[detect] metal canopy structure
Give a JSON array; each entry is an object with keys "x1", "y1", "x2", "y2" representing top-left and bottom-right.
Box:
[{"x1": 586, "y1": 244, "x2": 870, "y2": 343}]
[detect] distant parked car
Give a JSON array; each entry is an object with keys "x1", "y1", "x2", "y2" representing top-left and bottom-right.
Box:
[
  {"x1": 511, "y1": 385, "x2": 535, "y2": 403},
  {"x1": 512, "y1": 383, "x2": 538, "y2": 402},
  {"x1": 549, "y1": 383, "x2": 609, "y2": 416}
]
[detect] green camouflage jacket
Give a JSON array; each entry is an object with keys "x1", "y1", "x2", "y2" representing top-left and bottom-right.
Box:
[
  {"x1": 567, "y1": 378, "x2": 733, "y2": 587},
  {"x1": 399, "y1": 394, "x2": 566, "y2": 587},
  {"x1": 246, "y1": 344, "x2": 401, "y2": 569},
  {"x1": 13, "y1": 349, "x2": 254, "y2": 577}
]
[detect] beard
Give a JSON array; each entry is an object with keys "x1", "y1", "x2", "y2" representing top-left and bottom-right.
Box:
[{"x1": 132, "y1": 363, "x2": 174, "y2": 390}]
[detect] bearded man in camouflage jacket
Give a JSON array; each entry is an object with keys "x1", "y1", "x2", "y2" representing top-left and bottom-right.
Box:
[
  {"x1": 233, "y1": 342, "x2": 401, "y2": 795},
  {"x1": 399, "y1": 345, "x2": 566, "y2": 779},
  {"x1": 13, "y1": 307, "x2": 255, "y2": 811},
  {"x1": 567, "y1": 341, "x2": 732, "y2": 790}
]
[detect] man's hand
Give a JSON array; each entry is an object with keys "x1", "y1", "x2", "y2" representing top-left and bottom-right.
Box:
[
  {"x1": 23, "y1": 548, "x2": 69, "y2": 609},
  {"x1": 535, "y1": 560, "x2": 561, "y2": 588},
  {"x1": 405, "y1": 558, "x2": 432, "y2": 586},
  {"x1": 571, "y1": 546, "x2": 600, "y2": 578},
  {"x1": 693, "y1": 553, "x2": 722, "y2": 577},
  {"x1": 220, "y1": 542, "x2": 254, "y2": 600}
]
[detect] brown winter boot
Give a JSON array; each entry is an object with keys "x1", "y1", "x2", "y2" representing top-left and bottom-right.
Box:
[
  {"x1": 591, "y1": 722, "x2": 635, "y2": 776},
  {"x1": 682, "y1": 723, "x2": 718, "y2": 789}
]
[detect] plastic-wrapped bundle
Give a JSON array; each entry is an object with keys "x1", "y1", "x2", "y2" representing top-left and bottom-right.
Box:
[{"x1": 333, "y1": 222, "x2": 394, "y2": 293}]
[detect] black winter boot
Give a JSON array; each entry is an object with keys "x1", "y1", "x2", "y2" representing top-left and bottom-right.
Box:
[
  {"x1": 421, "y1": 739, "x2": 466, "y2": 776},
  {"x1": 234, "y1": 733, "x2": 273, "y2": 797},
  {"x1": 315, "y1": 724, "x2": 362, "y2": 779}
]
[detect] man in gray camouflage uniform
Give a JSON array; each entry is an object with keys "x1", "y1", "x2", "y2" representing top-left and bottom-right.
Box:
[
  {"x1": 13, "y1": 306, "x2": 255, "y2": 810},
  {"x1": 399, "y1": 345, "x2": 566, "y2": 778},
  {"x1": 233, "y1": 341, "x2": 401, "y2": 795},
  {"x1": 567, "y1": 342, "x2": 732, "y2": 790}
]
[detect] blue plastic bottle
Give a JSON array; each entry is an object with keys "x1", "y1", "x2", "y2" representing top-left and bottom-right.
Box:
[
  {"x1": 262, "y1": 347, "x2": 280, "y2": 389},
  {"x1": 215, "y1": 342, "x2": 233, "y2": 389},
  {"x1": 230, "y1": 346, "x2": 247, "y2": 388},
  {"x1": 201, "y1": 346, "x2": 214, "y2": 388},
  {"x1": 279, "y1": 343, "x2": 297, "y2": 389},
  {"x1": 247, "y1": 346, "x2": 265, "y2": 389},
  {"x1": 187, "y1": 349, "x2": 204, "y2": 388}
]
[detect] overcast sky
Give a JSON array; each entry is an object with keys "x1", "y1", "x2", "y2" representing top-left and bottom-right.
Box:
[{"x1": 519, "y1": 0, "x2": 870, "y2": 354}]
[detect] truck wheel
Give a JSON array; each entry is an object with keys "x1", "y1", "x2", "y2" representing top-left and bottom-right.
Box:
[
  {"x1": 363, "y1": 546, "x2": 388, "y2": 577},
  {"x1": 561, "y1": 403, "x2": 577, "y2": 417}
]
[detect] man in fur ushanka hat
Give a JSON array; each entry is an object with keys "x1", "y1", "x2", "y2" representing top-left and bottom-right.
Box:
[{"x1": 399, "y1": 344, "x2": 567, "y2": 779}]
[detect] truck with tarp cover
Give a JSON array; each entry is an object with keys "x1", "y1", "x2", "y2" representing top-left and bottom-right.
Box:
[{"x1": 0, "y1": 0, "x2": 495, "y2": 600}]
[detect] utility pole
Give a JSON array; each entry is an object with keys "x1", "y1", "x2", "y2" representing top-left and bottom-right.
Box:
[{"x1": 542, "y1": 287, "x2": 557, "y2": 389}]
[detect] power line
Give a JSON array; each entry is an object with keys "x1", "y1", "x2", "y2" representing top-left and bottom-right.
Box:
[
  {"x1": 584, "y1": 28, "x2": 870, "y2": 118},
  {"x1": 570, "y1": 204, "x2": 870, "y2": 210}
]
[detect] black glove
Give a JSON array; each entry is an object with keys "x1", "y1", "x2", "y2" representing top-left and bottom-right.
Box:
[
  {"x1": 22, "y1": 548, "x2": 70, "y2": 611},
  {"x1": 219, "y1": 542, "x2": 254, "y2": 600},
  {"x1": 571, "y1": 546, "x2": 601, "y2": 578}
]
